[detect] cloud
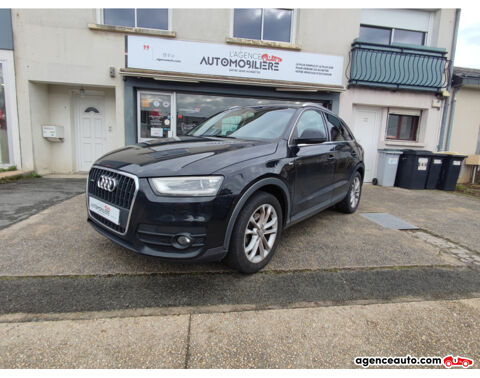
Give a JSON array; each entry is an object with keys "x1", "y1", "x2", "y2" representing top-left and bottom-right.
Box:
[
  {"x1": 455, "y1": 17, "x2": 480, "y2": 69},
  {"x1": 459, "y1": 22, "x2": 480, "y2": 45}
]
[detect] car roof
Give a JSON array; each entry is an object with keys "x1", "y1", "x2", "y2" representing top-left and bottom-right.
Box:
[{"x1": 227, "y1": 102, "x2": 335, "y2": 115}]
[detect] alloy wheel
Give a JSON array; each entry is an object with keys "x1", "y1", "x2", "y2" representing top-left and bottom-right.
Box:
[
  {"x1": 244, "y1": 204, "x2": 278, "y2": 263},
  {"x1": 350, "y1": 176, "x2": 361, "y2": 209}
]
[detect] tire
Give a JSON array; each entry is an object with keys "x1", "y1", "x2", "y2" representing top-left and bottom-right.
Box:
[
  {"x1": 224, "y1": 191, "x2": 283, "y2": 274},
  {"x1": 336, "y1": 171, "x2": 362, "y2": 214},
  {"x1": 372, "y1": 178, "x2": 378, "y2": 185}
]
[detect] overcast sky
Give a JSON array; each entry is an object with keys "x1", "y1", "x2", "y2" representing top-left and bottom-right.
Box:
[{"x1": 455, "y1": 10, "x2": 480, "y2": 69}]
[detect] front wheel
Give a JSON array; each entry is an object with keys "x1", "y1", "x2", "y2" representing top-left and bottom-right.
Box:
[
  {"x1": 336, "y1": 171, "x2": 362, "y2": 213},
  {"x1": 224, "y1": 191, "x2": 283, "y2": 274}
]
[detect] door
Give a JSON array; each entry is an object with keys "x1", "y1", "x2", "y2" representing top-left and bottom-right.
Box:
[
  {"x1": 324, "y1": 112, "x2": 357, "y2": 198},
  {"x1": 75, "y1": 95, "x2": 106, "y2": 172},
  {"x1": 137, "y1": 91, "x2": 175, "y2": 142},
  {"x1": 292, "y1": 109, "x2": 336, "y2": 218},
  {"x1": 353, "y1": 106, "x2": 382, "y2": 182}
]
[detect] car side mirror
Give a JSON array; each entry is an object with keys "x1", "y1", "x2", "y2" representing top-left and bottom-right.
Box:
[{"x1": 294, "y1": 128, "x2": 327, "y2": 145}]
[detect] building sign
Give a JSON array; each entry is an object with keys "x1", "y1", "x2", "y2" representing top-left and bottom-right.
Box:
[{"x1": 126, "y1": 36, "x2": 344, "y2": 87}]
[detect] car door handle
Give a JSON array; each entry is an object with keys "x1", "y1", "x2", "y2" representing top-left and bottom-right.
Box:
[{"x1": 327, "y1": 154, "x2": 335, "y2": 160}]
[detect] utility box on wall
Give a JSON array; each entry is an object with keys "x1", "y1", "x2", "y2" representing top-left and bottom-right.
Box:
[{"x1": 42, "y1": 125, "x2": 64, "y2": 142}]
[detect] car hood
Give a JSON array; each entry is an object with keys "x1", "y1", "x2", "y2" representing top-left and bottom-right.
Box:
[{"x1": 94, "y1": 136, "x2": 278, "y2": 177}]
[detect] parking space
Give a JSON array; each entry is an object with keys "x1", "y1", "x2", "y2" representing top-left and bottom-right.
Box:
[{"x1": 1, "y1": 184, "x2": 476, "y2": 277}]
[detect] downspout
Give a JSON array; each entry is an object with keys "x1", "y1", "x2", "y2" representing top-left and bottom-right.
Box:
[
  {"x1": 445, "y1": 85, "x2": 459, "y2": 150},
  {"x1": 437, "y1": 8, "x2": 461, "y2": 151}
]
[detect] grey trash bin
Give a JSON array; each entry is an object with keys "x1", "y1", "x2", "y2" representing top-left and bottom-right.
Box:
[{"x1": 374, "y1": 149, "x2": 403, "y2": 186}]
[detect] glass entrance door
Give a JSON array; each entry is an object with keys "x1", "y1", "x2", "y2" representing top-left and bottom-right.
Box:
[{"x1": 137, "y1": 91, "x2": 175, "y2": 142}]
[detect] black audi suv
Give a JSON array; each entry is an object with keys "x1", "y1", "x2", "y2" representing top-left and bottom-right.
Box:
[{"x1": 87, "y1": 103, "x2": 364, "y2": 273}]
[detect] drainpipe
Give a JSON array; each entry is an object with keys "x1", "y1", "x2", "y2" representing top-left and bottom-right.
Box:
[
  {"x1": 445, "y1": 85, "x2": 459, "y2": 151},
  {"x1": 437, "y1": 8, "x2": 461, "y2": 151}
]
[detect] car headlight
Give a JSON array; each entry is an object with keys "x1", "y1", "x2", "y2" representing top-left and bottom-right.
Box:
[{"x1": 149, "y1": 176, "x2": 224, "y2": 196}]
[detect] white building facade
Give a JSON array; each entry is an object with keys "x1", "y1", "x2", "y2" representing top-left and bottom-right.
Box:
[{"x1": 9, "y1": 8, "x2": 458, "y2": 181}]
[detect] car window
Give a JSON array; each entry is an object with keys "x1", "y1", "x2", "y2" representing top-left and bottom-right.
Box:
[
  {"x1": 325, "y1": 113, "x2": 350, "y2": 142},
  {"x1": 341, "y1": 121, "x2": 355, "y2": 140},
  {"x1": 293, "y1": 110, "x2": 327, "y2": 140},
  {"x1": 188, "y1": 108, "x2": 296, "y2": 141}
]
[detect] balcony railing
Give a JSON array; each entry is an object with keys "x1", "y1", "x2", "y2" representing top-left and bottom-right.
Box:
[{"x1": 348, "y1": 39, "x2": 448, "y2": 92}]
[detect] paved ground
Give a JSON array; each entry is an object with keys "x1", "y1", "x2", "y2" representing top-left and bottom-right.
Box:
[
  {"x1": 0, "y1": 177, "x2": 86, "y2": 230},
  {"x1": 0, "y1": 181, "x2": 479, "y2": 368},
  {"x1": 1, "y1": 298, "x2": 479, "y2": 368},
  {"x1": 0, "y1": 185, "x2": 469, "y2": 277}
]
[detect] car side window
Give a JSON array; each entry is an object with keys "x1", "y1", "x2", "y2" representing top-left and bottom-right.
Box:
[
  {"x1": 341, "y1": 121, "x2": 355, "y2": 140},
  {"x1": 325, "y1": 113, "x2": 349, "y2": 142},
  {"x1": 293, "y1": 110, "x2": 327, "y2": 141}
]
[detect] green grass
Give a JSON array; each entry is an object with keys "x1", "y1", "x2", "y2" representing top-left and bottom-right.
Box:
[
  {"x1": 456, "y1": 183, "x2": 480, "y2": 198},
  {"x1": 0, "y1": 171, "x2": 41, "y2": 184},
  {"x1": 0, "y1": 165, "x2": 17, "y2": 173}
]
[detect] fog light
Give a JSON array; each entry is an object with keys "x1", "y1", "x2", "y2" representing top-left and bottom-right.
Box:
[{"x1": 176, "y1": 235, "x2": 192, "y2": 247}]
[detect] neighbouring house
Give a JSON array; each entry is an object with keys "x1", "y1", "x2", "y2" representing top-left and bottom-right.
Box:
[{"x1": 446, "y1": 67, "x2": 480, "y2": 183}]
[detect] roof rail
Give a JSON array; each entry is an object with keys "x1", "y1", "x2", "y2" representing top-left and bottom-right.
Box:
[{"x1": 301, "y1": 102, "x2": 324, "y2": 108}]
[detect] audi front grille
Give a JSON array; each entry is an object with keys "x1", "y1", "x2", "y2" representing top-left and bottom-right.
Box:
[{"x1": 88, "y1": 167, "x2": 137, "y2": 209}]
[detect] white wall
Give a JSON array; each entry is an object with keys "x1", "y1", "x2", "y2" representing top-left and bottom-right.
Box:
[
  {"x1": 340, "y1": 88, "x2": 445, "y2": 152},
  {"x1": 12, "y1": 9, "x2": 125, "y2": 173}
]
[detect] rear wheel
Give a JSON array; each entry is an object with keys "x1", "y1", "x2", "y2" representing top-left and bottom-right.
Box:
[
  {"x1": 224, "y1": 191, "x2": 283, "y2": 274},
  {"x1": 336, "y1": 171, "x2": 362, "y2": 213}
]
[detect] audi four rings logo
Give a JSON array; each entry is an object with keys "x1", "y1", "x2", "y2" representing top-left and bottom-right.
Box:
[{"x1": 97, "y1": 175, "x2": 117, "y2": 192}]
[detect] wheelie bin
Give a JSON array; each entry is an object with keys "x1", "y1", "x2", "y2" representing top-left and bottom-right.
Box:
[{"x1": 394, "y1": 150, "x2": 433, "y2": 189}]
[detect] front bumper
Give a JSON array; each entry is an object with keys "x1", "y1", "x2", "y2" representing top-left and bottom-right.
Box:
[{"x1": 87, "y1": 172, "x2": 236, "y2": 262}]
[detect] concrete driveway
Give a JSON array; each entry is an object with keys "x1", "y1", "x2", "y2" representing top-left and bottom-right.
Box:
[
  {"x1": 1, "y1": 183, "x2": 479, "y2": 277},
  {"x1": 0, "y1": 185, "x2": 472, "y2": 276},
  {"x1": 0, "y1": 176, "x2": 86, "y2": 230}
]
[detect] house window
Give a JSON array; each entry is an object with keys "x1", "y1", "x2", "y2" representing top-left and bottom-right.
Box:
[
  {"x1": 360, "y1": 25, "x2": 425, "y2": 46},
  {"x1": 387, "y1": 114, "x2": 419, "y2": 141},
  {"x1": 103, "y1": 9, "x2": 169, "y2": 30},
  {"x1": 233, "y1": 9, "x2": 293, "y2": 43}
]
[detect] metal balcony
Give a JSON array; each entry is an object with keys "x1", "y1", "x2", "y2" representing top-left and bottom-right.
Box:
[{"x1": 348, "y1": 39, "x2": 448, "y2": 92}]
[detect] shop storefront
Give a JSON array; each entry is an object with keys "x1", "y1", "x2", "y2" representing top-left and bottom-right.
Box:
[{"x1": 122, "y1": 36, "x2": 345, "y2": 144}]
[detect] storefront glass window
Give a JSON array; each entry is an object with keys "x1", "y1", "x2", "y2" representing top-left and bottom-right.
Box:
[
  {"x1": 176, "y1": 93, "x2": 326, "y2": 136},
  {"x1": 138, "y1": 92, "x2": 173, "y2": 140},
  {"x1": 137, "y1": 91, "x2": 330, "y2": 141},
  {"x1": 0, "y1": 62, "x2": 10, "y2": 165}
]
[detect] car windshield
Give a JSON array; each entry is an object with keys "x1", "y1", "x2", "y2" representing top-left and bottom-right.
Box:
[{"x1": 187, "y1": 107, "x2": 295, "y2": 141}]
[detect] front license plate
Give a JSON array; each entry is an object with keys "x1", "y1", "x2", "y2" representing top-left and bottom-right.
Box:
[{"x1": 89, "y1": 197, "x2": 120, "y2": 225}]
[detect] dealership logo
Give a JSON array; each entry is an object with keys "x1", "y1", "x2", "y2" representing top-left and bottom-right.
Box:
[
  {"x1": 200, "y1": 50, "x2": 282, "y2": 72},
  {"x1": 443, "y1": 356, "x2": 474, "y2": 368},
  {"x1": 261, "y1": 54, "x2": 282, "y2": 63}
]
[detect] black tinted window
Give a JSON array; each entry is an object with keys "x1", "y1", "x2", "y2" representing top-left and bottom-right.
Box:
[
  {"x1": 325, "y1": 113, "x2": 347, "y2": 141},
  {"x1": 294, "y1": 110, "x2": 327, "y2": 140}
]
